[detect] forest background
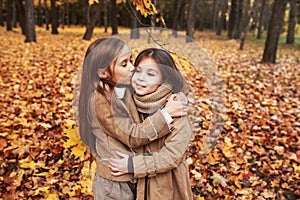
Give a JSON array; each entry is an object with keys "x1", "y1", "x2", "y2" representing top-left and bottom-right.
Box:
[{"x1": 0, "y1": 0, "x2": 299, "y2": 199}]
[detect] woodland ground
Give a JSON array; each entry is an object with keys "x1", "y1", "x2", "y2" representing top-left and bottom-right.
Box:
[{"x1": 0, "y1": 26, "x2": 299, "y2": 200}]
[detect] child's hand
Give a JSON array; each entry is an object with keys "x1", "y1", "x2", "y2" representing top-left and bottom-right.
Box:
[
  {"x1": 109, "y1": 151, "x2": 129, "y2": 176},
  {"x1": 164, "y1": 93, "x2": 189, "y2": 117}
]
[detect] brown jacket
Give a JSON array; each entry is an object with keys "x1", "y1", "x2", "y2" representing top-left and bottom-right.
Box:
[
  {"x1": 133, "y1": 115, "x2": 194, "y2": 200},
  {"x1": 88, "y1": 89, "x2": 171, "y2": 182}
]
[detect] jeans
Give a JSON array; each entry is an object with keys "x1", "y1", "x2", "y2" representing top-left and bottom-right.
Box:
[{"x1": 93, "y1": 174, "x2": 136, "y2": 200}]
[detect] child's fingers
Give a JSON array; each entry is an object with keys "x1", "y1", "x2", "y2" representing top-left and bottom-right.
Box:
[
  {"x1": 111, "y1": 171, "x2": 124, "y2": 176},
  {"x1": 109, "y1": 166, "x2": 119, "y2": 172},
  {"x1": 116, "y1": 151, "x2": 128, "y2": 158}
]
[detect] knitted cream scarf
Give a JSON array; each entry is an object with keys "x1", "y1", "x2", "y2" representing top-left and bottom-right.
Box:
[{"x1": 133, "y1": 83, "x2": 173, "y2": 114}]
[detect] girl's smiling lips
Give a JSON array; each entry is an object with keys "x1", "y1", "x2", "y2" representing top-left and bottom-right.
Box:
[{"x1": 134, "y1": 82, "x2": 146, "y2": 89}]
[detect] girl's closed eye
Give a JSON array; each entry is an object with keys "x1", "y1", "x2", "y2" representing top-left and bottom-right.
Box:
[
  {"x1": 122, "y1": 60, "x2": 129, "y2": 67},
  {"x1": 147, "y1": 72, "x2": 155, "y2": 76}
]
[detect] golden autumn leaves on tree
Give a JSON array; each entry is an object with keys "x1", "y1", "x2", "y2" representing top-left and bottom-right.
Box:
[
  {"x1": 87, "y1": 0, "x2": 158, "y2": 16},
  {"x1": 87, "y1": 0, "x2": 164, "y2": 24}
]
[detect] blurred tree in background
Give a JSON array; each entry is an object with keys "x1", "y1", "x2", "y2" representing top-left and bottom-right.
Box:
[{"x1": 0, "y1": 0, "x2": 299, "y2": 61}]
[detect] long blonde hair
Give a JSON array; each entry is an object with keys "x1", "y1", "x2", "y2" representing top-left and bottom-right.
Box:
[{"x1": 78, "y1": 38, "x2": 125, "y2": 148}]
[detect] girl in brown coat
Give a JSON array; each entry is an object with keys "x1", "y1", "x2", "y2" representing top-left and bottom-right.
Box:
[
  {"x1": 78, "y1": 38, "x2": 187, "y2": 200},
  {"x1": 109, "y1": 48, "x2": 194, "y2": 200}
]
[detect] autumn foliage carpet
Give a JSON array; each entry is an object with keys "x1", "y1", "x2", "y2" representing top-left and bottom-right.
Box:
[{"x1": 0, "y1": 27, "x2": 299, "y2": 200}]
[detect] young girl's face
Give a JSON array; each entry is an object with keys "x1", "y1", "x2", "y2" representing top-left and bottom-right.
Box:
[
  {"x1": 131, "y1": 57, "x2": 162, "y2": 95},
  {"x1": 110, "y1": 45, "x2": 134, "y2": 85}
]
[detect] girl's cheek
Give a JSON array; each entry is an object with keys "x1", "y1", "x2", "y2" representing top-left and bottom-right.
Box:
[{"x1": 132, "y1": 72, "x2": 141, "y2": 80}]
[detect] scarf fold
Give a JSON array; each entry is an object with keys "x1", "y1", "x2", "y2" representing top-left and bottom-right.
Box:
[{"x1": 133, "y1": 84, "x2": 173, "y2": 114}]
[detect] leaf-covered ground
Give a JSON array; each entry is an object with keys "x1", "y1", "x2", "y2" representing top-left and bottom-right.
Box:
[{"x1": 0, "y1": 27, "x2": 299, "y2": 200}]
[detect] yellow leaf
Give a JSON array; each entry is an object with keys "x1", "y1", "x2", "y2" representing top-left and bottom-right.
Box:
[
  {"x1": 34, "y1": 186, "x2": 50, "y2": 195},
  {"x1": 0, "y1": 132, "x2": 8, "y2": 137},
  {"x1": 70, "y1": 143, "x2": 87, "y2": 158},
  {"x1": 236, "y1": 157, "x2": 245, "y2": 164},
  {"x1": 64, "y1": 127, "x2": 87, "y2": 158},
  {"x1": 65, "y1": 93, "x2": 73, "y2": 100},
  {"x1": 132, "y1": 0, "x2": 158, "y2": 17},
  {"x1": 34, "y1": 172, "x2": 49, "y2": 177},
  {"x1": 293, "y1": 163, "x2": 300, "y2": 171},
  {"x1": 64, "y1": 128, "x2": 79, "y2": 144},
  {"x1": 20, "y1": 159, "x2": 36, "y2": 169},
  {"x1": 180, "y1": 58, "x2": 192, "y2": 73},
  {"x1": 191, "y1": 169, "x2": 202, "y2": 180},
  {"x1": 236, "y1": 188, "x2": 253, "y2": 195},
  {"x1": 207, "y1": 153, "x2": 216, "y2": 165},
  {"x1": 88, "y1": 0, "x2": 98, "y2": 5},
  {"x1": 46, "y1": 193, "x2": 59, "y2": 200},
  {"x1": 234, "y1": 177, "x2": 242, "y2": 189},
  {"x1": 262, "y1": 189, "x2": 275, "y2": 198},
  {"x1": 270, "y1": 179, "x2": 279, "y2": 187},
  {"x1": 19, "y1": 117, "x2": 28, "y2": 125},
  {"x1": 196, "y1": 195, "x2": 205, "y2": 200},
  {"x1": 58, "y1": 72, "x2": 66, "y2": 78},
  {"x1": 2, "y1": 122, "x2": 12, "y2": 127},
  {"x1": 48, "y1": 178, "x2": 59, "y2": 184},
  {"x1": 78, "y1": 179, "x2": 91, "y2": 193},
  {"x1": 221, "y1": 142, "x2": 235, "y2": 158},
  {"x1": 64, "y1": 119, "x2": 76, "y2": 128},
  {"x1": 39, "y1": 122, "x2": 52, "y2": 129},
  {"x1": 68, "y1": 190, "x2": 76, "y2": 197},
  {"x1": 34, "y1": 89, "x2": 42, "y2": 97},
  {"x1": 21, "y1": 100, "x2": 27, "y2": 106}
]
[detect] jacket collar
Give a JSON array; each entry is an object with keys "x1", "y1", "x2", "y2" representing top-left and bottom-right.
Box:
[{"x1": 114, "y1": 87, "x2": 126, "y2": 99}]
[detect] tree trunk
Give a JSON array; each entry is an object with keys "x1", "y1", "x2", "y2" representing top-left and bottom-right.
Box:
[
  {"x1": 227, "y1": 0, "x2": 238, "y2": 38},
  {"x1": 0, "y1": 0, "x2": 3, "y2": 26},
  {"x1": 12, "y1": 0, "x2": 17, "y2": 28},
  {"x1": 172, "y1": 0, "x2": 184, "y2": 37},
  {"x1": 104, "y1": 0, "x2": 108, "y2": 32},
  {"x1": 286, "y1": 0, "x2": 297, "y2": 44},
  {"x1": 262, "y1": 0, "x2": 287, "y2": 63},
  {"x1": 25, "y1": 0, "x2": 36, "y2": 42},
  {"x1": 257, "y1": 0, "x2": 267, "y2": 39},
  {"x1": 61, "y1": 0, "x2": 65, "y2": 29},
  {"x1": 15, "y1": 0, "x2": 26, "y2": 35},
  {"x1": 51, "y1": 0, "x2": 59, "y2": 34},
  {"x1": 83, "y1": 2, "x2": 101, "y2": 40},
  {"x1": 65, "y1": 0, "x2": 70, "y2": 27},
  {"x1": 6, "y1": 0, "x2": 12, "y2": 31},
  {"x1": 110, "y1": 0, "x2": 118, "y2": 35},
  {"x1": 44, "y1": 0, "x2": 50, "y2": 30},
  {"x1": 37, "y1": 0, "x2": 42, "y2": 26},
  {"x1": 212, "y1": 0, "x2": 217, "y2": 31},
  {"x1": 186, "y1": 0, "x2": 196, "y2": 42},
  {"x1": 216, "y1": 0, "x2": 228, "y2": 35},
  {"x1": 239, "y1": 0, "x2": 251, "y2": 50},
  {"x1": 129, "y1": 1, "x2": 140, "y2": 39},
  {"x1": 234, "y1": 0, "x2": 243, "y2": 39}
]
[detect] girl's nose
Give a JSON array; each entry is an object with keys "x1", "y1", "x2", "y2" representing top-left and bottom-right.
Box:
[
  {"x1": 137, "y1": 72, "x2": 146, "y2": 81},
  {"x1": 129, "y1": 62, "x2": 135, "y2": 72}
]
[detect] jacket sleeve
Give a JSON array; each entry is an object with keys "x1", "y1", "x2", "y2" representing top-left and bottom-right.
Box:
[
  {"x1": 132, "y1": 117, "x2": 193, "y2": 178},
  {"x1": 92, "y1": 93, "x2": 171, "y2": 149}
]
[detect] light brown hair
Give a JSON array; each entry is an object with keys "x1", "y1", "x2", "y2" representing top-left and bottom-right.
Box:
[{"x1": 78, "y1": 38, "x2": 125, "y2": 148}]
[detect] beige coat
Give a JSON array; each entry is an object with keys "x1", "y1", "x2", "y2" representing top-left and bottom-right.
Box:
[
  {"x1": 89, "y1": 88, "x2": 193, "y2": 200},
  {"x1": 88, "y1": 89, "x2": 170, "y2": 182},
  {"x1": 133, "y1": 115, "x2": 194, "y2": 200}
]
